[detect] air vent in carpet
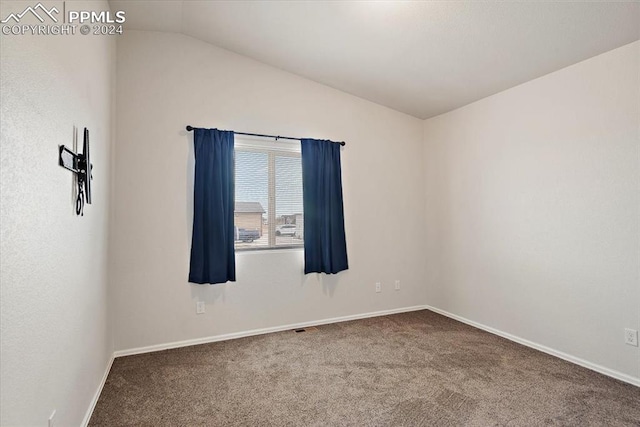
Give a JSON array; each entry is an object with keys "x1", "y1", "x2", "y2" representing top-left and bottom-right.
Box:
[{"x1": 293, "y1": 326, "x2": 318, "y2": 333}]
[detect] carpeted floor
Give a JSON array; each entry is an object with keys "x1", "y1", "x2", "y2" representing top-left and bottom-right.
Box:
[{"x1": 90, "y1": 310, "x2": 640, "y2": 426}]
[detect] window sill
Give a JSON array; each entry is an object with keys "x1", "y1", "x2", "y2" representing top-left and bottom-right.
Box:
[{"x1": 235, "y1": 246, "x2": 304, "y2": 255}]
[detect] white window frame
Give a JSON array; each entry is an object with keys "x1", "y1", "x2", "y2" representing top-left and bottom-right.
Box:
[{"x1": 234, "y1": 137, "x2": 303, "y2": 252}]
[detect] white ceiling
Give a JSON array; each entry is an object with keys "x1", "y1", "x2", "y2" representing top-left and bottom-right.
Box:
[{"x1": 110, "y1": 1, "x2": 640, "y2": 119}]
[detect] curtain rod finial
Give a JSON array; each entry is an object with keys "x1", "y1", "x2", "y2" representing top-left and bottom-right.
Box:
[{"x1": 186, "y1": 125, "x2": 194, "y2": 132}]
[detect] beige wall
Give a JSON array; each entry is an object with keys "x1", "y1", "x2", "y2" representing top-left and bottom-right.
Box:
[
  {"x1": 0, "y1": 1, "x2": 115, "y2": 425},
  {"x1": 112, "y1": 31, "x2": 426, "y2": 352},
  {"x1": 423, "y1": 41, "x2": 640, "y2": 383}
]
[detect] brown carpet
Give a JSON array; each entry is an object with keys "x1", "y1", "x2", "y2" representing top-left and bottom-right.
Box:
[{"x1": 90, "y1": 310, "x2": 640, "y2": 426}]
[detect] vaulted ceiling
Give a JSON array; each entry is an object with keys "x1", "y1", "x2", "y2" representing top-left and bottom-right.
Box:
[{"x1": 110, "y1": 1, "x2": 640, "y2": 119}]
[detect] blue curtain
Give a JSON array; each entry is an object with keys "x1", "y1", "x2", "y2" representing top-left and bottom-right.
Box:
[
  {"x1": 189, "y1": 129, "x2": 236, "y2": 284},
  {"x1": 301, "y1": 139, "x2": 348, "y2": 274}
]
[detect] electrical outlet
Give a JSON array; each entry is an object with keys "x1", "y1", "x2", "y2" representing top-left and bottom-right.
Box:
[
  {"x1": 375, "y1": 282, "x2": 381, "y2": 293},
  {"x1": 624, "y1": 328, "x2": 638, "y2": 346},
  {"x1": 394, "y1": 280, "x2": 400, "y2": 291},
  {"x1": 48, "y1": 410, "x2": 56, "y2": 427},
  {"x1": 196, "y1": 301, "x2": 205, "y2": 314}
]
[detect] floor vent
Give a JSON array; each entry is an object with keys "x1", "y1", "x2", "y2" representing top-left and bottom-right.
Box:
[{"x1": 294, "y1": 326, "x2": 318, "y2": 333}]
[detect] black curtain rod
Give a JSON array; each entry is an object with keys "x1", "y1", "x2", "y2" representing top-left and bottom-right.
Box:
[{"x1": 185, "y1": 125, "x2": 346, "y2": 146}]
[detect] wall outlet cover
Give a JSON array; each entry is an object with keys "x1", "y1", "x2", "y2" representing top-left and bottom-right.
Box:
[
  {"x1": 375, "y1": 282, "x2": 381, "y2": 293},
  {"x1": 624, "y1": 328, "x2": 638, "y2": 346},
  {"x1": 196, "y1": 301, "x2": 205, "y2": 314}
]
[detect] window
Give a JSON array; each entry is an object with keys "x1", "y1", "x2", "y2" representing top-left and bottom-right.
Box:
[{"x1": 234, "y1": 137, "x2": 303, "y2": 251}]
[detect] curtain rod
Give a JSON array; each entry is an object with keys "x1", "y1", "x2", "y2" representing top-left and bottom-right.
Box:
[{"x1": 185, "y1": 126, "x2": 346, "y2": 146}]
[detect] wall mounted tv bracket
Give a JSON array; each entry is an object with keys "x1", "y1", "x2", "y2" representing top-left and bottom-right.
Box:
[{"x1": 59, "y1": 127, "x2": 92, "y2": 216}]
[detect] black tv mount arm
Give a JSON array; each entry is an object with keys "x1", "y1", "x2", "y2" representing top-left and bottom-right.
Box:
[{"x1": 59, "y1": 127, "x2": 93, "y2": 216}]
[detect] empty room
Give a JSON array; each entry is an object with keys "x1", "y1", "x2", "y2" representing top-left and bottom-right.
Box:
[{"x1": 1, "y1": 1, "x2": 639, "y2": 426}]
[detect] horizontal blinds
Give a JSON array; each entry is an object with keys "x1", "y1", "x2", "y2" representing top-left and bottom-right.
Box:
[{"x1": 234, "y1": 137, "x2": 303, "y2": 250}]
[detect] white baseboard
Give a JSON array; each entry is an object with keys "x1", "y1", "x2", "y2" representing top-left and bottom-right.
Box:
[
  {"x1": 81, "y1": 353, "x2": 115, "y2": 427},
  {"x1": 423, "y1": 305, "x2": 640, "y2": 388},
  {"x1": 114, "y1": 305, "x2": 426, "y2": 358}
]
